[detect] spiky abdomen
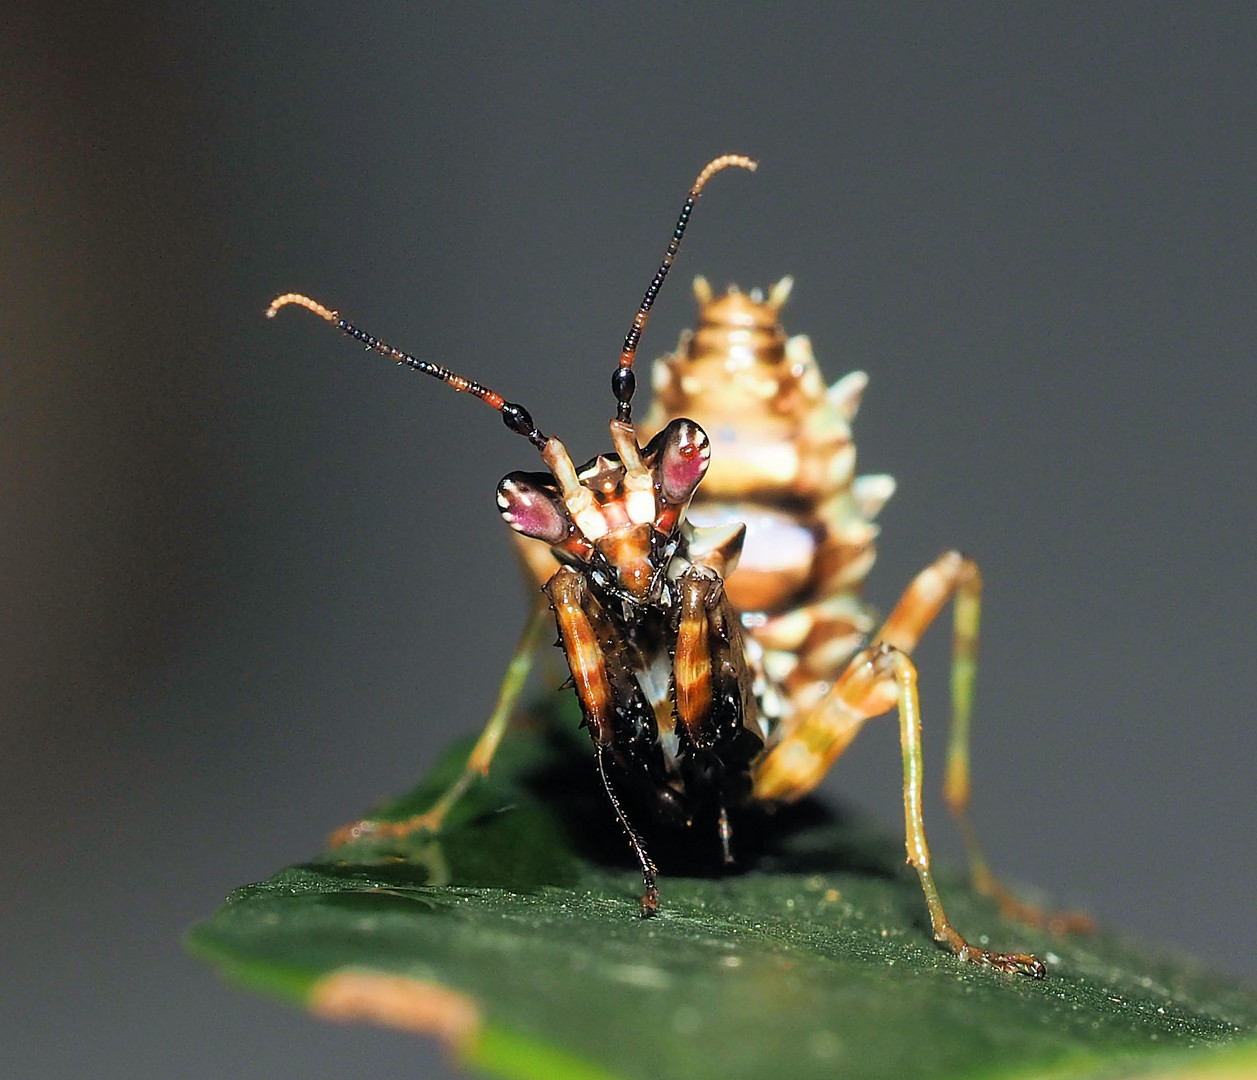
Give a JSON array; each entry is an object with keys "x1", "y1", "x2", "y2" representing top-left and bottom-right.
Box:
[{"x1": 641, "y1": 280, "x2": 895, "y2": 732}]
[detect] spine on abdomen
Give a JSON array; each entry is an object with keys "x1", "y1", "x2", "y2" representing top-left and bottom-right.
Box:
[{"x1": 641, "y1": 278, "x2": 894, "y2": 727}]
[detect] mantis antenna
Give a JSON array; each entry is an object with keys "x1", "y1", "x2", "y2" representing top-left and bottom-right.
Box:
[
  {"x1": 266, "y1": 293, "x2": 548, "y2": 449},
  {"x1": 612, "y1": 153, "x2": 757, "y2": 423}
]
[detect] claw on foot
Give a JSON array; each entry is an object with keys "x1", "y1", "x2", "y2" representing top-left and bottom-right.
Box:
[
  {"x1": 937, "y1": 925, "x2": 1046, "y2": 977},
  {"x1": 327, "y1": 810, "x2": 444, "y2": 849},
  {"x1": 959, "y1": 946, "x2": 1047, "y2": 979},
  {"x1": 638, "y1": 886, "x2": 660, "y2": 918},
  {"x1": 970, "y1": 945, "x2": 1050, "y2": 980},
  {"x1": 328, "y1": 819, "x2": 379, "y2": 847}
]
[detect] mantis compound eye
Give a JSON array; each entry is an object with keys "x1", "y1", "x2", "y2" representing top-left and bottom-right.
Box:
[
  {"x1": 652, "y1": 418, "x2": 711, "y2": 505},
  {"x1": 496, "y1": 472, "x2": 569, "y2": 544}
]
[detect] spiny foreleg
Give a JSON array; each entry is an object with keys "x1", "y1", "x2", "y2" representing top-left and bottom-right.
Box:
[
  {"x1": 673, "y1": 566, "x2": 761, "y2": 864},
  {"x1": 546, "y1": 565, "x2": 661, "y2": 915}
]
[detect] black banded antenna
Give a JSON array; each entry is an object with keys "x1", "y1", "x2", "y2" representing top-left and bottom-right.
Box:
[
  {"x1": 612, "y1": 154, "x2": 757, "y2": 423},
  {"x1": 266, "y1": 293, "x2": 547, "y2": 448}
]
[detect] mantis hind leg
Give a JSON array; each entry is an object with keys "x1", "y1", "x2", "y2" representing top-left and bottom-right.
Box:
[
  {"x1": 329, "y1": 593, "x2": 551, "y2": 846},
  {"x1": 878, "y1": 644, "x2": 1045, "y2": 975},
  {"x1": 756, "y1": 639, "x2": 1045, "y2": 975},
  {"x1": 876, "y1": 551, "x2": 1093, "y2": 934}
]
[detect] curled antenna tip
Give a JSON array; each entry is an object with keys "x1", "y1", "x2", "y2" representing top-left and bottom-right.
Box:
[
  {"x1": 693, "y1": 155, "x2": 757, "y2": 189},
  {"x1": 266, "y1": 293, "x2": 338, "y2": 322}
]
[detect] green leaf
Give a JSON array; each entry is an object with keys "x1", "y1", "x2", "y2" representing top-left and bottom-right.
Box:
[{"x1": 189, "y1": 707, "x2": 1257, "y2": 1080}]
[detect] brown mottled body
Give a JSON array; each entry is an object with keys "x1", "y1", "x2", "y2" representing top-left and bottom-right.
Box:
[
  {"x1": 641, "y1": 279, "x2": 894, "y2": 736},
  {"x1": 271, "y1": 157, "x2": 1086, "y2": 981}
]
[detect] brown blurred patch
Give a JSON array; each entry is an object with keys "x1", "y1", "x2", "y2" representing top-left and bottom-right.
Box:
[{"x1": 310, "y1": 969, "x2": 481, "y2": 1047}]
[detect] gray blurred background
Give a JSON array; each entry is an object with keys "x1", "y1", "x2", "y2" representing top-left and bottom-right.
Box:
[{"x1": 3, "y1": 4, "x2": 1255, "y2": 1078}]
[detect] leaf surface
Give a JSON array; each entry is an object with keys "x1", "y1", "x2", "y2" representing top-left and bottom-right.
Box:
[{"x1": 189, "y1": 709, "x2": 1257, "y2": 1080}]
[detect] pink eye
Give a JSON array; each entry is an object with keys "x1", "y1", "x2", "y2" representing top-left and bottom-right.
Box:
[
  {"x1": 653, "y1": 419, "x2": 710, "y2": 504},
  {"x1": 496, "y1": 472, "x2": 569, "y2": 544}
]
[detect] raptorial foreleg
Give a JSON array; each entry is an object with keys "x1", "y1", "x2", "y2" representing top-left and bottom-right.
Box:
[
  {"x1": 546, "y1": 565, "x2": 661, "y2": 916},
  {"x1": 672, "y1": 565, "x2": 761, "y2": 864}
]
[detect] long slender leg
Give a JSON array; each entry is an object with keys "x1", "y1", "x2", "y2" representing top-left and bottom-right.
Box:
[
  {"x1": 871, "y1": 551, "x2": 982, "y2": 818},
  {"x1": 877, "y1": 644, "x2": 1045, "y2": 976},
  {"x1": 757, "y1": 642, "x2": 1043, "y2": 975},
  {"x1": 330, "y1": 594, "x2": 551, "y2": 845},
  {"x1": 873, "y1": 551, "x2": 1093, "y2": 933}
]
